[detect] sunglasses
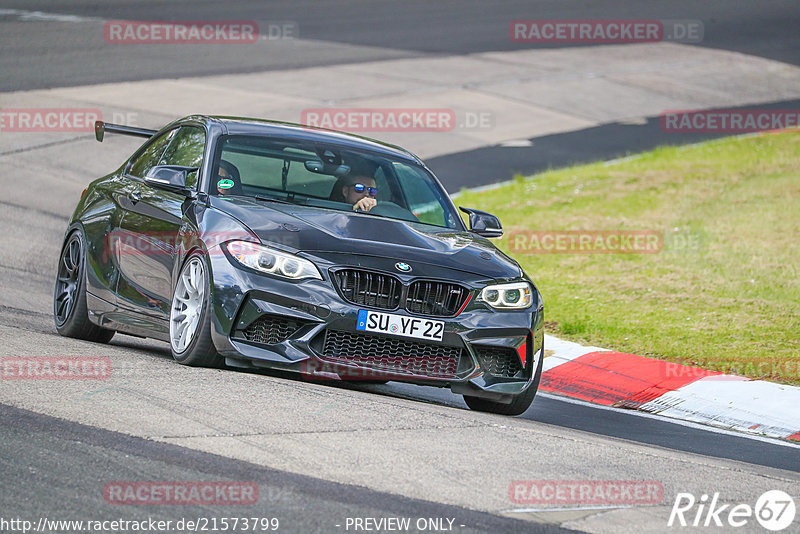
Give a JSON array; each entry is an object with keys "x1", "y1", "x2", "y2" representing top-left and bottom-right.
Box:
[{"x1": 352, "y1": 183, "x2": 378, "y2": 197}]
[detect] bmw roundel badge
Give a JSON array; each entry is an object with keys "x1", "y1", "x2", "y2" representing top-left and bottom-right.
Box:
[{"x1": 395, "y1": 262, "x2": 412, "y2": 272}]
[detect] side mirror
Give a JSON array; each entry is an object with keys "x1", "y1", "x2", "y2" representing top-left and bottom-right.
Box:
[
  {"x1": 459, "y1": 207, "x2": 503, "y2": 238},
  {"x1": 144, "y1": 165, "x2": 197, "y2": 195}
]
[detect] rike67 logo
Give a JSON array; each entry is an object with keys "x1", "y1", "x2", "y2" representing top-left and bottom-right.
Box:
[{"x1": 668, "y1": 490, "x2": 796, "y2": 531}]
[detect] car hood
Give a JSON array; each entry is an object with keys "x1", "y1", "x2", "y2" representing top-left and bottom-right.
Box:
[{"x1": 209, "y1": 196, "x2": 521, "y2": 279}]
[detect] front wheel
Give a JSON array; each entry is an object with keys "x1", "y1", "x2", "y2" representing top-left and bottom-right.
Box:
[
  {"x1": 463, "y1": 346, "x2": 544, "y2": 416},
  {"x1": 169, "y1": 253, "x2": 222, "y2": 367},
  {"x1": 53, "y1": 231, "x2": 115, "y2": 343}
]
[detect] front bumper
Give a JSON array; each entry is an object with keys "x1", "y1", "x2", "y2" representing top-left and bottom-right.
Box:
[{"x1": 207, "y1": 250, "x2": 544, "y2": 402}]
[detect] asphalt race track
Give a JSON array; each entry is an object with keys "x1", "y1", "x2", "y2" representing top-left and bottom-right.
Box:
[
  {"x1": 1, "y1": 403, "x2": 564, "y2": 534},
  {"x1": 2, "y1": 0, "x2": 799, "y2": 90},
  {"x1": 2, "y1": 0, "x2": 800, "y2": 190},
  {"x1": 1, "y1": 2, "x2": 799, "y2": 533}
]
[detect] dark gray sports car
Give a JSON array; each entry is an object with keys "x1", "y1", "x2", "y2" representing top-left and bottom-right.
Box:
[{"x1": 54, "y1": 115, "x2": 544, "y2": 415}]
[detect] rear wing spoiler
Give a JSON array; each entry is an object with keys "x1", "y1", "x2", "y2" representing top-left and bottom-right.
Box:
[{"x1": 94, "y1": 121, "x2": 157, "y2": 142}]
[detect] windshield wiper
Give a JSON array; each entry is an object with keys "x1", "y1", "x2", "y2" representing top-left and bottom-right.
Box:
[{"x1": 254, "y1": 195, "x2": 292, "y2": 205}]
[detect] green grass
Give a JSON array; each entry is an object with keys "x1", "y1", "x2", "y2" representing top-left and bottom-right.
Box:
[{"x1": 456, "y1": 131, "x2": 800, "y2": 385}]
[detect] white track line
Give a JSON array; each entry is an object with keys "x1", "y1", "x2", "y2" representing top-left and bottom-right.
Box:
[
  {"x1": 0, "y1": 9, "x2": 101, "y2": 23},
  {"x1": 501, "y1": 504, "x2": 634, "y2": 513},
  {"x1": 539, "y1": 392, "x2": 800, "y2": 449}
]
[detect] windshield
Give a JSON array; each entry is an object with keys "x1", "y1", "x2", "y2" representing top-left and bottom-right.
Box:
[{"x1": 210, "y1": 135, "x2": 461, "y2": 229}]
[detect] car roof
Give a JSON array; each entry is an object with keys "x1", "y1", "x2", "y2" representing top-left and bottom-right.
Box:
[{"x1": 178, "y1": 115, "x2": 422, "y2": 164}]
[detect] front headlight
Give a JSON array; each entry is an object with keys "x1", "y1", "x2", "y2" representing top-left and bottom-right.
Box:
[
  {"x1": 479, "y1": 281, "x2": 533, "y2": 309},
  {"x1": 225, "y1": 241, "x2": 322, "y2": 280}
]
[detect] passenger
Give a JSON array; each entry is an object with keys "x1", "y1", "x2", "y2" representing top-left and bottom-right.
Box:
[{"x1": 215, "y1": 160, "x2": 242, "y2": 195}]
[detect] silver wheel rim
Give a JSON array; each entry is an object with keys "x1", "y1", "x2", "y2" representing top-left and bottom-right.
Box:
[{"x1": 170, "y1": 257, "x2": 205, "y2": 353}]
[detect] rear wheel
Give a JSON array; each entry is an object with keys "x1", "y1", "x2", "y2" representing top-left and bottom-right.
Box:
[
  {"x1": 169, "y1": 253, "x2": 222, "y2": 367},
  {"x1": 463, "y1": 345, "x2": 544, "y2": 416},
  {"x1": 53, "y1": 231, "x2": 115, "y2": 343}
]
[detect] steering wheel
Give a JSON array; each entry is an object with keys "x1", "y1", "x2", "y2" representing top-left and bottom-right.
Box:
[{"x1": 366, "y1": 201, "x2": 419, "y2": 222}]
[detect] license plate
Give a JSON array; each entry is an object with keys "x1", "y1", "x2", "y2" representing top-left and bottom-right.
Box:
[{"x1": 356, "y1": 310, "x2": 444, "y2": 342}]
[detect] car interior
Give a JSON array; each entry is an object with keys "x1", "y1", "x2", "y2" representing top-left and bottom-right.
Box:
[{"x1": 211, "y1": 136, "x2": 457, "y2": 228}]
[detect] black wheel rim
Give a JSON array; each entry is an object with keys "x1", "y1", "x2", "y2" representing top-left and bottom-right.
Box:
[{"x1": 54, "y1": 235, "x2": 81, "y2": 325}]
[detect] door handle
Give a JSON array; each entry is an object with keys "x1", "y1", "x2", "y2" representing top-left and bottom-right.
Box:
[{"x1": 128, "y1": 192, "x2": 141, "y2": 204}]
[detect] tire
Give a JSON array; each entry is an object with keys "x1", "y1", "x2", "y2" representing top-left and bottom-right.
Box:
[
  {"x1": 463, "y1": 345, "x2": 544, "y2": 416},
  {"x1": 54, "y1": 231, "x2": 115, "y2": 343},
  {"x1": 169, "y1": 253, "x2": 222, "y2": 367}
]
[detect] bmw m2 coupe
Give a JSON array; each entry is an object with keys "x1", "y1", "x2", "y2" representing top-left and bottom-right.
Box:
[{"x1": 54, "y1": 116, "x2": 544, "y2": 415}]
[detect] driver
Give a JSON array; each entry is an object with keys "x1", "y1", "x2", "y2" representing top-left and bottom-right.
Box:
[
  {"x1": 341, "y1": 174, "x2": 378, "y2": 212},
  {"x1": 329, "y1": 161, "x2": 379, "y2": 212}
]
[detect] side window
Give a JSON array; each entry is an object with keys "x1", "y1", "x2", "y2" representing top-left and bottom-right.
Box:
[
  {"x1": 128, "y1": 130, "x2": 176, "y2": 178},
  {"x1": 222, "y1": 151, "x2": 282, "y2": 189},
  {"x1": 393, "y1": 163, "x2": 447, "y2": 226},
  {"x1": 159, "y1": 126, "x2": 206, "y2": 190},
  {"x1": 285, "y1": 160, "x2": 339, "y2": 198},
  {"x1": 372, "y1": 166, "x2": 391, "y2": 203}
]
